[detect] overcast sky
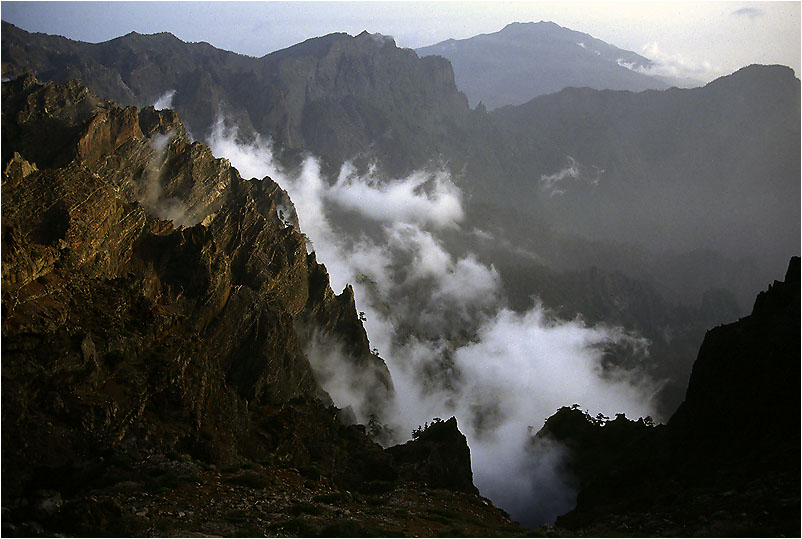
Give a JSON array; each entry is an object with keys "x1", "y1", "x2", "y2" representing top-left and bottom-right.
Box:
[{"x1": 2, "y1": 1, "x2": 799, "y2": 82}]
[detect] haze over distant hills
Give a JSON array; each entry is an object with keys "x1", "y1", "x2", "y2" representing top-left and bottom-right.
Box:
[
  {"x1": 3, "y1": 20, "x2": 797, "y2": 303},
  {"x1": 417, "y1": 21, "x2": 700, "y2": 109}
]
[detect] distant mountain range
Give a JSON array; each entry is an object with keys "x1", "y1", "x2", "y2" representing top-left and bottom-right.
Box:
[
  {"x1": 416, "y1": 21, "x2": 700, "y2": 109},
  {"x1": 3, "y1": 72, "x2": 797, "y2": 536},
  {"x1": 2, "y1": 20, "x2": 797, "y2": 295},
  {"x1": 0, "y1": 21, "x2": 471, "y2": 178},
  {"x1": 2, "y1": 20, "x2": 800, "y2": 536},
  {"x1": 2, "y1": 20, "x2": 799, "y2": 417},
  {"x1": 489, "y1": 64, "x2": 800, "y2": 284}
]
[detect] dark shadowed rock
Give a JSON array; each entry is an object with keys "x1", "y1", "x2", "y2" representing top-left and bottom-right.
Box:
[
  {"x1": 669, "y1": 255, "x2": 801, "y2": 457},
  {"x1": 2, "y1": 75, "x2": 516, "y2": 537},
  {"x1": 534, "y1": 257, "x2": 801, "y2": 536},
  {"x1": 387, "y1": 417, "x2": 479, "y2": 494}
]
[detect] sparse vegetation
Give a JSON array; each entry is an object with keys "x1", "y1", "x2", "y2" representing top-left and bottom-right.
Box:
[{"x1": 412, "y1": 416, "x2": 444, "y2": 439}]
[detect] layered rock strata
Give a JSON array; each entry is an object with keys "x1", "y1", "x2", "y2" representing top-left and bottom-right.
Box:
[{"x1": 2, "y1": 77, "x2": 507, "y2": 536}]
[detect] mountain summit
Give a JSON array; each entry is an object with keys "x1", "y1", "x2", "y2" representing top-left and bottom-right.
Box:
[{"x1": 416, "y1": 21, "x2": 673, "y2": 109}]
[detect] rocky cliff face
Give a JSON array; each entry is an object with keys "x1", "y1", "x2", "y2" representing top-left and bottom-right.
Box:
[
  {"x1": 5, "y1": 23, "x2": 795, "y2": 423},
  {"x1": 669, "y1": 256, "x2": 800, "y2": 457},
  {"x1": 1, "y1": 76, "x2": 511, "y2": 536},
  {"x1": 1, "y1": 70, "x2": 355, "y2": 479},
  {"x1": 1, "y1": 22, "x2": 474, "y2": 177},
  {"x1": 532, "y1": 257, "x2": 800, "y2": 536}
]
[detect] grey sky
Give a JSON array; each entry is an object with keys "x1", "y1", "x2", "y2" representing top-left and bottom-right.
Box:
[{"x1": 1, "y1": 1, "x2": 799, "y2": 81}]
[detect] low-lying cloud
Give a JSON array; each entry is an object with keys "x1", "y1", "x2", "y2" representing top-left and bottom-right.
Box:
[
  {"x1": 619, "y1": 42, "x2": 722, "y2": 83},
  {"x1": 205, "y1": 115, "x2": 658, "y2": 526},
  {"x1": 329, "y1": 163, "x2": 464, "y2": 229},
  {"x1": 153, "y1": 89, "x2": 176, "y2": 110},
  {"x1": 540, "y1": 156, "x2": 603, "y2": 197}
]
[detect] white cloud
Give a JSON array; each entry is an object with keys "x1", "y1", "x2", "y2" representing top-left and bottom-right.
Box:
[
  {"x1": 207, "y1": 116, "x2": 280, "y2": 181},
  {"x1": 205, "y1": 114, "x2": 658, "y2": 526},
  {"x1": 618, "y1": 41, "x2": 724, "y2": 82},
  {"x1": 540, "y1": 156, "x2": 603, "y2": 197},
  {"x1": 328, "y1": 164, "x2": 464, "y2": 229},
  {"x1": 153, "y1": 89, "x2": 176, "y2": 110}
]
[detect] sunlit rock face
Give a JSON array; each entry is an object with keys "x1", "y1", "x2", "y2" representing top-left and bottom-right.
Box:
[
  {"x1": 0, "y1": 22, "x2": 472, "y2": 178},
  {"x1": 1, "y1": 75, "x2": 394, "y2": 502}
]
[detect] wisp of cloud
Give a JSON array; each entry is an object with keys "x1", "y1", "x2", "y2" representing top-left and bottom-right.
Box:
[
  {"x1": 153, "y1": 89, "x2": 176, "y2": 110},
  {"x1": 205, "y1": 115, "x2": 659, "y2": 526}
]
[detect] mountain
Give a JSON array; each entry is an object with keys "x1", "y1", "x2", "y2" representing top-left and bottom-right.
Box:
[
  {"x1": 2, "y1": 22, "x2": 800, "y2": 536},
  {"x1": 3, "y1": 22, "x2": 796, "y2": 286},
  {"x1": 531, "y1": 257, "x2": 800, "y2": 535},
  {"x1": 416, "y1": 21, "x2": 673, "y2": 109},
  {"x1": 0, "y1": 21, "x2": 478, "y2": 178},
  {"x1": 489, "y1": 64, "x2": 800, "y2": 297},
  {"x1": 0, "y1": 75, "x2": 523, "y2": 536},
  {"x1": 4, "y1": 20, "x2": 797, "y2": 423}
]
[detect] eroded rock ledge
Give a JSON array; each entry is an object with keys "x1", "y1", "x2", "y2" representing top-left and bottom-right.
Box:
[{"x1": 1, "y1": 76, "x2": 515, "y2": 536}]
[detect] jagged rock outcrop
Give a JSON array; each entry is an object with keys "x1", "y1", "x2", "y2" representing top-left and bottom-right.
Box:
[
  {"x1": 0, "y1": 76, "x2": 416, "y2": 531},
  {"x1": 532, "y1": 257, "x2": 801, "y2": 536},
  {"x1": 1, "y1": 22, "x2": 474, "y2": 177},
  {"x1": 669, "y1": 256, "x2": 800, "y2": 449},
  {"x1": 387, "y1": 417, "x2": 479, "y2": 495}
]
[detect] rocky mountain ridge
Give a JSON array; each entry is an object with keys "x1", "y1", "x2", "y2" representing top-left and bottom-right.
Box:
[
  {"x1": 5, "y1": 18, "x2": 798, "y2": 448},
  {"x1": 4, "y1": 21, "x2": 795, "y2": 299},
  {"x1": 0, "y1": 75, "x2": 522, "y2": 536},
  {"x1": 531, "y1": 257, "x2": 800, "y2": 536},
  {"x1": 1, "y1": 21, "x2": 474, "y2": 178}
]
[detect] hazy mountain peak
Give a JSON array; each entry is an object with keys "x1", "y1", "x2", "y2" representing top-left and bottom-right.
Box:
[
  {"x1": 417, "y1": 21, "x2": 668, "y2": 109},
  {"x1": 500, "y1": 20, "x2": 564, "y2": 34},
  {"x1": 355, "y1": 29, "x2": 396, "y2": 47},
  {"x1": 712, "y1": 63, "x2": 797, "y2": 83},
  {"x1": 265, "y1": 30, "x2": 397, "y2": 61},
  {"x1": 263, "y1": 32, "x2": 351, "y2": 59}
]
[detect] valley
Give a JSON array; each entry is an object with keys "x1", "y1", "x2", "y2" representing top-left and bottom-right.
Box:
[{"x1": 1, "y1": 12, "x2": 799, "y2": 536}]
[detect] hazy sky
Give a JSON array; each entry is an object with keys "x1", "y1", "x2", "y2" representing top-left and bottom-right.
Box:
[{"x1": 1, "y1": 2, "x2": 799, "y2": 81}]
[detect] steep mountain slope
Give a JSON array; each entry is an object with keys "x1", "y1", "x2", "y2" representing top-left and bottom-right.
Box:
[
  {"x1": 532, "y1": 257, "x2": 800, "y2": 535},
  {"x1": 3, "y1": 21, "x2": 797, "y2": 420},
  {"x1": 417, "y1": 21, "x2": 671, "y2": 109},
  {"x1": 1, "y1": 21, "x2": 480, "y2": 177},
  {"x1": 490, "y1": 64, "x2": 800, "y2": 293},
  {"x1": 3, "y1": 21, "x2": 795, "y2": 293},
  {"x1": 1, "y1": 76, "x2": 523, "y2": 536}
]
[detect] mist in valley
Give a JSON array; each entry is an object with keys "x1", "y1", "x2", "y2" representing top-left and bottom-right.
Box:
[
  {"x1": 205, "y1": 114, "x2": 660, "y2": 525},
  {"x1": 1, "y1": 4, "x2": 799, "y2": 533}
]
